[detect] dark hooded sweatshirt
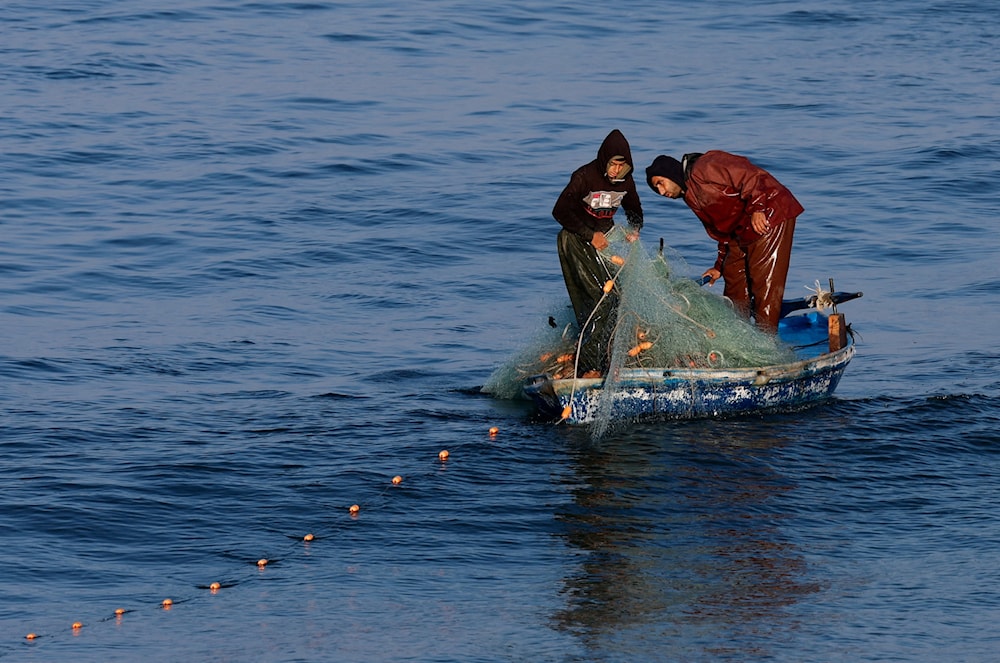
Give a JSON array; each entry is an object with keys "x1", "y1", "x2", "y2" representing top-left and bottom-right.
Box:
[{"x1": 552, "y1": 129, "x2": 644, "y2": 240}]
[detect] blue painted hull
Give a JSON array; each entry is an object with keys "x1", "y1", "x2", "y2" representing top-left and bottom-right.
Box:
[{"x1": 522, "y1": 312, "x2": 855, "y2": 424}]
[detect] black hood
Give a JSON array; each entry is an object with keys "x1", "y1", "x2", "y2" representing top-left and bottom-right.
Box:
[{"x1": 596, "y1": 129, "x2": 634, "y2": 182}]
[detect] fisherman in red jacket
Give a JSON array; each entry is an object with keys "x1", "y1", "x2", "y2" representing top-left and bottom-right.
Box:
[
  {"x1": 645, "y1": 151, "x2": 803, "y2": 333},
  {"x1": 553, "y1": 129, "x2": 644, "y2": 376}
]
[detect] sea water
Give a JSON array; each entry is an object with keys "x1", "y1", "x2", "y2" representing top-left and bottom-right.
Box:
[{"x1": 2, "y1": 1, "x2": 999, "y2": 661}]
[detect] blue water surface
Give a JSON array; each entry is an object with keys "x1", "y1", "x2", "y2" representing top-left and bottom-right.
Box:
[{"x1": 2, "y1": 1, "x2": 999, "y2": 661}]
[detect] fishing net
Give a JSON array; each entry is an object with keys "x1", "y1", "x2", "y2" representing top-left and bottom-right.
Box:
[
  {"x1": 480, "y1": 302, "x2": 580, "y2": 400},
  {"x1": 482, "y1": 227, "x2": 796, "y2": 434},
  {"x1": 602, "y1": 228, "x2": 793, "y2": 369}
]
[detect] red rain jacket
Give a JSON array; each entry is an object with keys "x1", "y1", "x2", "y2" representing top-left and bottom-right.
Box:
[{"x1": 683, "y1": 150, "x2": 803, "y2": 254}]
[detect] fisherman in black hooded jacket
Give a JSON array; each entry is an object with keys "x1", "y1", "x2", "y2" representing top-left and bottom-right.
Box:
[{"x1": 552, "y1": 129, "x2": 643, "y2": 377}]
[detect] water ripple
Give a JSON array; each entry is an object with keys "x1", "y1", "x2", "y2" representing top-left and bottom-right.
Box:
[{"x1": 2, "y1": 0, "x2": 1000, "y2": 660}]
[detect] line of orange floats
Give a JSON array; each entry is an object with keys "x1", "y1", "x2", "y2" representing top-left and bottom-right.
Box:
[{"x1": 23, "y1": 426, "x2": 503, "y2": 643}]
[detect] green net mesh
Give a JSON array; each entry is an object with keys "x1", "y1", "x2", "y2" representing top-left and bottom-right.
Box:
[
  {"x1": 482, "y1": 229, "x2": 796, "y2": 413},
  {"x1": 480, "y1": 306, "x2": 579, "y2": 400}
]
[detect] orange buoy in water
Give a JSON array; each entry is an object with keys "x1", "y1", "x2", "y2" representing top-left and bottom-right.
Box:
[
  {"x1": 349, "y1": 504, "x2": 360, "y2": 515},
  {"x1": 303, "y1": 533, "x2": 314, "y2": 542},
  {"x1": 488, "y1": 426, "x2": 499, "y2": 436},
  {"x1": 257, "y1": 558, "x2": 268, "y2": 568},
  {"x1": 438, "y1": 450, "x2": 449, "y2": 461},
  {"x1": 391, "y1": 475, "x2": 403, "y2": 485},
  {"x1": 161, "y1": 599, "x2": 173, "y2": 609},
  {"x1": 115, "y1": 608, "x2": 126, "y2": 616},
  {"x1": 209, "y1": 582, "x2": 221, "y2": 592},
  {"x1": 25, "y1": 633, "x2": 38, "y2": 640},
  {"x1": 72, "y1": 622, "x2": 83, "y2": 630}
]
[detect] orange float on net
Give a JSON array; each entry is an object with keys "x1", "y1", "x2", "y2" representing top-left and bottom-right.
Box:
[
  {"x1": 602, "y1": 279, "x2": 615, "y2": 293},
  {"x1": 560, "y1": 405, "x2": 572, "y2": 421},
  {"x1": 627, "y1": 341, "x2": 653, "y2": 357},
  {"x1": 438, "y1": 450, "x2": 449, "y2": 461},
  {"x1": 556, "y1": 353, "x2": 573, "y2": 364},
  {"x1": 391, "y1": 475, "x2": 403, "y2": 485},
  {"x1": 610, "y1": 255, "x2": 625, "y2": 266}
]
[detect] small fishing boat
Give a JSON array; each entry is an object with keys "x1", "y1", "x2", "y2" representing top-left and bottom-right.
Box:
[{"x1": 522, "y1": 291, "x2": 861, "y2": 425}]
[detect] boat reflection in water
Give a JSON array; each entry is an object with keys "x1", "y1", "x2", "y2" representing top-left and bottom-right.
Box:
[{"x1": 551, "y1": 421, "x2": 822, "y2": 660}]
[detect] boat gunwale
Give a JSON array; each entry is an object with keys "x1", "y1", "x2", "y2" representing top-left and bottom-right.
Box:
[{"x1": 541, "y1": 335, "x2": 855, "y2": 395}]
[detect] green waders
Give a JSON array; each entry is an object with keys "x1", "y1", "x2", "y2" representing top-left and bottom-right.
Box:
[{"x1": 557, "y1": 229, "x2": 617, "y2": 376}]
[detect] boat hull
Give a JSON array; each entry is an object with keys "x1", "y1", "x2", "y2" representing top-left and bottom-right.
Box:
[{"x1": 523, "y1": 312, "x2": 855, "y2": 424}]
